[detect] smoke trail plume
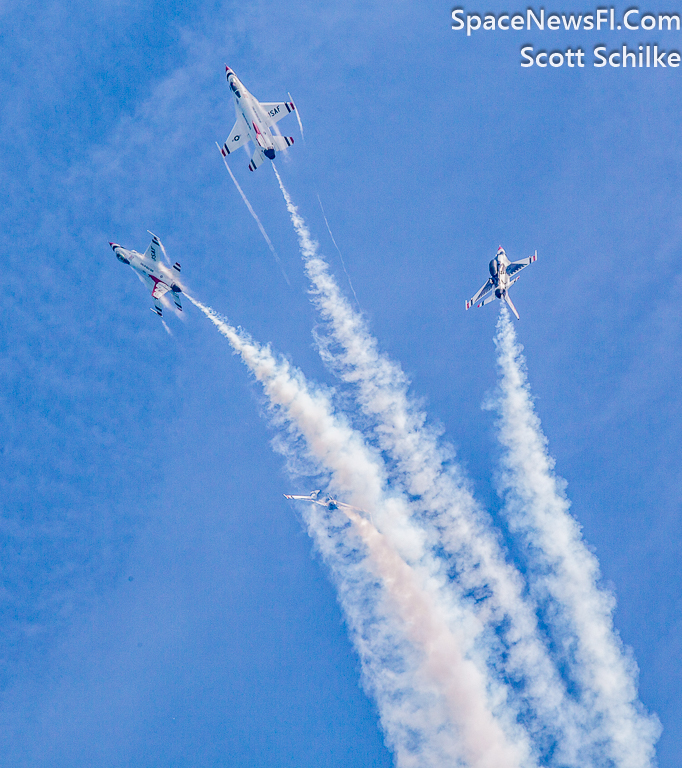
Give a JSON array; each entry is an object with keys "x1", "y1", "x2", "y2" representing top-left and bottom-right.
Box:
[
  {"x1": 216, "y1": 144, "x2": 290, "y2": 285},
  {"x1": 493, "y1": 306, "x2": 661, "y2": 768},
  {"x1": 186, "y1": 292, "x2": 531, "y2": 768},
  {"x1": 271, "y1": 166, "x2": 583, "y2": 764}
]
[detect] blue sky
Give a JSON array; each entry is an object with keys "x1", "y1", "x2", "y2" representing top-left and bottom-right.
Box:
[{"x1": 1, "y1": 0, "x2": 681, "y2": 765}]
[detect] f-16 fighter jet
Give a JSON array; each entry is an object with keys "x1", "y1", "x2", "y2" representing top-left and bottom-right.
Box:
[
  {"x1": 110, "y1": 232, "x2": 183, "y2": 317},
  {"x1": 220, "y1": 65, "x2": 296, "y2": 171},
  {"x1": 466, "y1": 246, "x2": 537, "y2": 320},
  {"x1": 283, "y1": 490, "x2": 363, "y2": 513}
]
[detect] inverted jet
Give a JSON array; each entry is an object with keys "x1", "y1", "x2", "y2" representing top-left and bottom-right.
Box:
[
  {"x1": 220, "y1": 65, "x2": 296, "y2": 172},
  {"x1": 466, "y1": 246, "x2": 537, "y2": 320},
  {"x1": 110, "y1": 232, "x2": 183, "y2": 317},
  {"x1": 283, "y1": 490, "x2": 363, "y2": 513}
]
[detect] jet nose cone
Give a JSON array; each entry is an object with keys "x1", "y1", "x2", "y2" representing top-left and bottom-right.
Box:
[{"x1": 109, "y1": 242, "x2": 119, "y2": 249}]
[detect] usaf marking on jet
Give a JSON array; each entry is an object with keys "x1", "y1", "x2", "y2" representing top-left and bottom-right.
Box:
[
  {"x1": 220, "y1": 65, "x2": 296, "y2": 172},
  {"x1": 283, "y1": 490, "x2": 363, "y2": 514},
  {"x1": 110, "y1": 232, "x2": 183, "y2": 317},
  {"x1": 466, "y1": 246, "x2": 537, "y2": 320}
]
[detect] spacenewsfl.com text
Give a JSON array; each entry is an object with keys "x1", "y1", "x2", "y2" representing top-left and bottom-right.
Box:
[{"x1": 451, "y1": 8, "x2": 681, "y2": 68}]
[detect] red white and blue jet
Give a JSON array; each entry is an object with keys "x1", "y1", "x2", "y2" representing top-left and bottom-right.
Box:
[
  {"x1": 110, "y1": 232, "x2": 183, "y2": 317},
  {"x1": 220, "y1": 65, "x2": 296, "y2": 171},
  {"x1": 466, "y1": 246, "x2": 537, "y2": 320}
]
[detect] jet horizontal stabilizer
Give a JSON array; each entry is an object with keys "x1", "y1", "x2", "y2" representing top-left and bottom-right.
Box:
[
  {"x1": 248, "y1": 148, "x2": 265, "y2": 172},
  {"x1": 271, "y1": 135, "x2": 294, "y2": 151}
]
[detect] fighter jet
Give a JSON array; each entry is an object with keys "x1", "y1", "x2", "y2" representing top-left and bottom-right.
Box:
[
  {"x1": 220, "y1": 65, "x2": 296, "y2": 172},
  {"x1": 283, "y1": 490, "x2": 363, "y2": 513},
  {"x1": 110, "y1": 232, "x2": 183, "y2": 317},
  {"x1": 466, "y1": 246, "x2": 537, "y2": 320}
]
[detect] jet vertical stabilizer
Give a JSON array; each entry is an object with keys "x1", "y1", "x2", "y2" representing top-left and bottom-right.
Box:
[{"x1": 504, "y1": 293, "x2": 520, "y2": 320}]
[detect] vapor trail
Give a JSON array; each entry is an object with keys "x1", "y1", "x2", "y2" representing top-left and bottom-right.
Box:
[
  {"x1": 216, "y1": 144, "x2": 290, "y2": 285},
  {"x1": 271, "y1": 165, "x2": 582, "y2": 764},
  {"x1": 316, "y1": 193, "x2": 360, "y2": 308},
  {"x1": 186, "y1": 292, "x2": 531, "y2": 768},
  {"x1": 493, "y1": 306, "x2": 661, "y2": 768},
  {"x1": 288, "y1": 92, "x2": 305, "y2": 144}
]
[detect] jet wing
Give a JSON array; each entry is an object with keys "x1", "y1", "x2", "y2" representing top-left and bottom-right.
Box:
[
  {"x1": 507, "y1": 251, "x2": 537, "y2": 276},
  {"x1": 143, "y1": 234, "x2": 163, "y2": 263},
  {"x1": 151, "y1": 280, "x2": 171, "y2": 299},
  {"x1": 284, "y1": 494, "x2": 315, "y2": 501},
  {"x1": 221, "y1": 116, "x2": 250, "y2": 156},
  {"x1": 260, "y1": 101, "x2": 296, "y2": 125},
  {"x1": 466, "y1": 278, "x2": 494, "y2": 310}
]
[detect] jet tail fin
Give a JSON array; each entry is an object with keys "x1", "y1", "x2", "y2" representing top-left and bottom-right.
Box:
[{"x1": 504, "y1": 293, "x2": 520, "y2": 320}]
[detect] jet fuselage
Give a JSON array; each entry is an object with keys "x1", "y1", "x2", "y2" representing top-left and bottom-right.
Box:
[
  {"x1": 226, "y1": 68, "x2": 277, "y2": 159},
  {"x1": 111, "y1": 237, "x2": 183, "y2": 316},
  {"x1": 489, "y1": 247, "x2": 512, "y2": 298},
  {"x1": 111, "y1": 244, "x2": 181, "y2": 294}
]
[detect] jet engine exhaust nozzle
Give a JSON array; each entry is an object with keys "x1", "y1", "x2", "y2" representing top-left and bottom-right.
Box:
[{"x1": 264, "y1": 149, "x2": 276, "y2": 160}]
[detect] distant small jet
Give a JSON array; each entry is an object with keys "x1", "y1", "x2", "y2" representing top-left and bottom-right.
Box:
[
  {"x1": 220, "y1": 65, "x2": 296, "y2": 171},
  {"x1": 283, "y1": 490, "x2": 363, "y2": 513},
  {"x1": 466, "y1": 246, "x2": 537, "y2": 320},
  {"x1": 110, "y1": 232, "x2": 183, "y2": 317}
]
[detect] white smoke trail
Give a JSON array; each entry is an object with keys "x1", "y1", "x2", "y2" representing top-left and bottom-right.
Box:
[
  {"x1": 271, "y1": 165, "x2": 584, "y2": 764},
  {"x1": 186, "y1": 292, "x2": 531, "y2": 768},
  {"x1": 215, "y1": 144, "x2": 290, "y2": 285},
  {"x1": 338, "y1": 504, "x2": 529, "y2": 768},
  {"x1": 492, "y1": 306, "x2": 661, "y2": 768}
]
